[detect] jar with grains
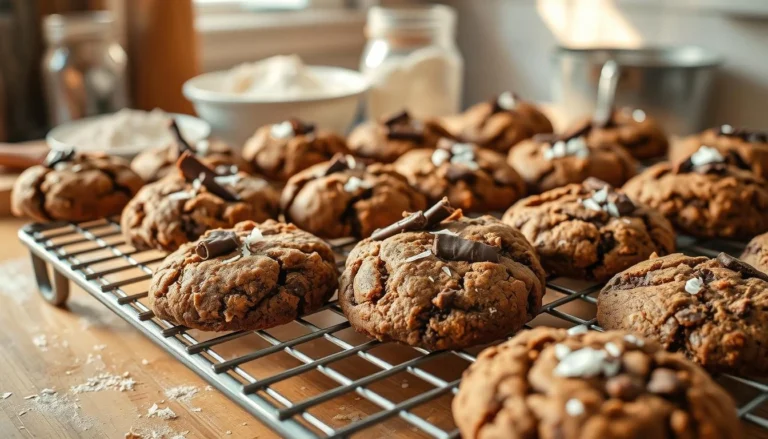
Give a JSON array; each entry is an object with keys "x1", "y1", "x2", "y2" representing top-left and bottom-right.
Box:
[
  {"x1": 360, "y1": 5, "x2": 464, "y2": 121},
  {"x1": 42, "y1": 11, "x2": 129, "y2": 126}
]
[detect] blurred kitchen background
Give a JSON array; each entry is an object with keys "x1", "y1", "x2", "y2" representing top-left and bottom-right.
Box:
[{"x1": 2, "y1": 0, "x2": 767, "y2": 142}]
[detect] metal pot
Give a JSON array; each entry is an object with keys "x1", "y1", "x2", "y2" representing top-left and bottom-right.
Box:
[{"x1": 552, "y1": 46, "x2": 721, "y2": 135}]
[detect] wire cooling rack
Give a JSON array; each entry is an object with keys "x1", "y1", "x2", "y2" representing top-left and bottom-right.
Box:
[{"x1": 18, "y1": 218, "x2": 768, "y2": 438}]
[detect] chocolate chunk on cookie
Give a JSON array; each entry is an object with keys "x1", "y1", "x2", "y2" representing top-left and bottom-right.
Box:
[
  {"x1": 121, "y1": 156, "x2": 279, "y2": 252},
  {"x1": 742, "y1": 232, "x2": 768, "y2": 273},
  {"x1": 346, "y1": 110, "x2": 444, "y2": 163},
  {"x1": 394, "y1": 139, "x2": 526, "y2": 213},
  {"x1": 280, "y1": 155, "x2": 426, "y2": 239},
  {"x1": 149, "y1": 220, "x2": 338, "y2": 331},
  {"x1": 12, "y1": 150, "x2": 143, "y2": 222},
  {"x1": 453, "y1": 327, "x2": 741, "y2": 439},
  {"x1": 242, "y1": 119, "x2": 349, "y2": 182},
  {"x1": 670, "y1": 125, "x2": 768, "y2": 179},
  {"x1": 339, "y1": 206, "x2": 546, "y2": 350},
  {"x1": 623, "y1": 145, "x2": 768, "y2": 239},
  {"x1": 508, "y1": 126, "x2": 637, "y2": 194},
  {"x1": 598, "y1": 253, "x2": 768, "y2": 375},
  {"x1": 131, "y1": 138, "x2": 249, "y2": 183},
  {"x1": 441, "y1": 92, "x2": 553, "y2": 153},
  {"x1": 503, "y1": 179, "x2": 676, "y2": 281},
  {"x1": 580, "y1": 107, "x2": 668, "y2": 160}
]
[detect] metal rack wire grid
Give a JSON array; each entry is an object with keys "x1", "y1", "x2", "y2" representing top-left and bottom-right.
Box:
[{"x1": 18, "y1": 218, "x2": 768, "y2": 438}]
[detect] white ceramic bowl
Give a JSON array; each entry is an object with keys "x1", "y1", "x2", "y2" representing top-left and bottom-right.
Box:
[
  {"x1": 47, "y1": 112, "x2": 210, "y2": 158},
  {"x1": 183, "y1": 66, "x2": 368, "y2": 146}
]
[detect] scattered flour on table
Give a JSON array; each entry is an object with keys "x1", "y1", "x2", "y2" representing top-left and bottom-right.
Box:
[
  {"x1": 71, "y1": 372, "x2": 136, "y2": 394},
  {"x1": 1, "y1": 392, "x2": 12, "y2": 399},
  {"x1": 126, "y1": 426, "x2": 188, "y2": 439},
  {"x1": 146, "y1": 403, "x2": 177, "y2": 420},
  {"x1": 164, "y1": 386, "x2": 199, "y2": 404},
  {"x1": 0, "y1": 258, "x2": 35, "y2": 304},
  {"x1": 32, "y1": 334, "x2": 48, "y2": 351},
  {"x1": 333, "y1": 412, "x2": 363, "y2": 422},
  {"x1": 27, "y1": 389, "x2": 93, "y2": 431}
]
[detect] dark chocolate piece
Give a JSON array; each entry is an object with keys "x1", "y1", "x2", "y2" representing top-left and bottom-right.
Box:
[
  {"x1": 289, "y1": 119, "x2": 316, "y2": 136},
  {"x1": 608, "y1": 193, "x2": 636, "y2": 215},
  {"x1": 44, "y1": 148, "x2": 76, "y2": 168},
  {"x1": 370, "y1": 211, "x2": 428, "y2": 241},
  {"x1": 169, "y1": 119, "x2": 194, "y2": 153},
  {"x1": 717, "y1": 252, "x2": 768, "y2": 282},
  {"x1": 323, "y1": 153, "x2": 363, "y2": 176},
  {"x1": 724, "y1": 150, "x2": 751, "y2": 171},
  {"x1": 177, "y1": 152, "x2": 241, "y2": 202},
  {"x1": 387, "y1": 127, "x2": 424, "y2": 142},
  {"x1": 432, "y1": 234, "x2": 500, "y2": 263},
  {"x1": 423, "y1": 197, "x2": 456, "y2": 227},
  {"x1": 195, "y1": 230, "x2": 240, "y2": 259},
  {"x1": 383, "y1": 110, "x2": 410, "y2": 127}
]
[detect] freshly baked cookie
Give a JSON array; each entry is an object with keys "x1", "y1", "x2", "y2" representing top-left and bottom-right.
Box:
[
  {"x1": 742, "y1": 232, "x2": 768, "y2": 273},
  {"x1": 581, "y1": 107, "x2": 668, "y2": 160},
  {"x1": 453, "y1": 327, "x2": 741, "y2": 439},
  {"x1": 339, "y1": 200, "x2": 546, "y2": 350},
  {"x1": 242, "y1": 119, "x2": 349, "y2": 182},
  {"x1": 346, "y1": 110, "x2": 443, "y2": 163},
  {"x1": 599, "y1": 252, "x2": 768, "y2": 375},
  {"x1": 121, "y1": 152, "x2": 279, "y2": 252},
  {"x1": 508, "y1": 124, "x2": 637, "y2": 194},
  {"x1": 131, "y1": 138, "x2": 249, "y2": 182},
  {"x1": 12, "y1": 149, "x2": 143, "y2": 222},
  {"x1": 441, "y1": 92, "x2": 553, "y2": 153},
  {"x1": 281, "y1": 154, "x2": 426, "y2": 239},
  {"x1": 393, "y1": 139, "x2": 526, "y2": 213},
  {"x1": 503, "y1": 178, "x2": 675, "y2": 281},
  {"x1": 149, "y1": 220, "x2": 338, "y2": 331},
  {"x1": 670, "y1": 125, "x2": 768, "y2": 178},
  {"x1": 623, "y1": 145, "x2": 768, "y2": 239}
]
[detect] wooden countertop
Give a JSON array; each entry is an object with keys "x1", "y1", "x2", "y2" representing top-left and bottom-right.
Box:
[{"x1": 0, "y1": 218, "x2": 278, "y2": 438}]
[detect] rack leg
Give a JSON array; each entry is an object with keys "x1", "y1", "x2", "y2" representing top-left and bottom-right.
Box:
[{"x1": 30, "y1": 253, "x2": 70, "y2": 306}]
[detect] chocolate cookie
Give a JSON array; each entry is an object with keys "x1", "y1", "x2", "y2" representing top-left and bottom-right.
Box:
[
  {"x1": 453, "y1": 327, "x2": 741, "y2": 439},
  {"x1": 346, "y1": 110, "x2": 443, "y2": 163},
  {"x1": 12, "y1": 149, "x2": 143, "y2": 222},
  {"x1": 582, "y1": 107, "x2": 668, "y2": 160},
  {"x1": 121, "y1": 152, "x2": 279, "y2": 252},
  {"x1": 393, "y1": 139, "x2": 526, "y2": 213},
  {"x1": 503, "y1": 178, "x2": 676, "y2": 281},
  {"x1": 339, "y1": 202, "x2": 546, "y2": 350},
  {"x1": 442, "y1": 92, "x2": 553, "y2": 153},
  {"x1": 131, "y1": 138, "x2": 249, "y2": 182},
  {"x1": 242, "y1": 119, "x2": 349, "y2": 182},
  {"x1": 670, "y1": 125, "x2": 768, "y2": 178},
  {"x1": 508, "y1": 125, "x2": 637, "y2": 194},
  {"x1": 281, "y1": 154, "x2": 427, "y2": 239},
  {"x1": 598, "y1": 252, "x2": 768, "y2": 375},
  {"x1": 742, "y1": 232, "x2": 768, "y2": 273},
  {"x1": 149, "y1": 220, "x2": 338, "y2": 331},
  {"x1": 623, "y1": 145, "x2": 768, "y2": 239}
]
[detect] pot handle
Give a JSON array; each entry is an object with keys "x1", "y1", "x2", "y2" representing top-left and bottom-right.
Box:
[{"x1": 592, "y1": 60, "x2": 620, "y2": 127}]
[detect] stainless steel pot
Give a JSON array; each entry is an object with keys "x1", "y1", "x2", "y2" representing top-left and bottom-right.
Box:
[{"x1": 552, "y1": 46, "x2": 721, "y2": 135}]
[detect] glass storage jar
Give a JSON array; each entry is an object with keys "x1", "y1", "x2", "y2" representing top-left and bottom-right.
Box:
[{"x1": 360, "y1": 5, "x2": 463, "y2": 121}]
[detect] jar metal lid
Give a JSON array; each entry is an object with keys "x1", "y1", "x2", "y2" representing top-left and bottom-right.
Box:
[
  {"x1": 366, "y1": 5, "x2": 456, "y2": 39},
  {"x1": 44, "y1": 11, "x2": 115, "y2": 45}
]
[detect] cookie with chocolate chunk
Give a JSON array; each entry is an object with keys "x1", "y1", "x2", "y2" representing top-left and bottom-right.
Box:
[
  {"x1": 453, "y1": 327, "x2": 741, "y2": 439},
  {"x1": 623, "y1": 145, "x2": 768, "y2": 239},
  {"x1": 338, "y1": 201, "x2": 546, "y2": 350},
  {"x1": 281, "y1": 154, "x2": 427, "y2": 239},
  {"x1": 742, "y1": 232, "x2": 768, "y2": 273},
  {"x1": 581, "y1": 107, "x2": 668, "y2": 160},
  {"x1": 508, "y1": 124, "x2": 637, "y2": 194},
  {"x1": 503, "y1": 178, "x2": 675, "y2": 281},
  {"x1": 149, "y1": 220, "x2": 338, "y2": 331},
  {"x1": 441, "y1": 92, "x2": 553, "y2": 153},
  {"x1": 131, "y1": 138, "x2": 249, "y2": 182},
  {"x1": 393, "y1": 139, "x2": 526, "y2": 213},
  {"x1": 670, "y1": 125, "x2": 768, "y2": 178},
  {"x1": 242, "y1": 119, "x2": 349, "y2": 182},
  {"x1": 346, "y1": 110, "x2": 443, "y2": 163},
  {"x1": 12, "y1": 149, "x2": 143, "y2": 222},
  {"x1": 121, "y1": 152, "x2": 279, "y2": 252},
  {"x1": 598, "y1": 252, "x2": 768, "y2": 375}
]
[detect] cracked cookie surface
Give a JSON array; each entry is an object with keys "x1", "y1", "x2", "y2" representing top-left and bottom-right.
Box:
[
  {"x1": 393, "y1": 146, "x2": 526, "y2": 213},
  {"x1": 670, "y1": 126, "x2": 768, "y2": 179},
  {"x1": 581, "y1": 107, "x2": 668, "y2": 160},
  {"x1": 339, "y1": 216, "x2": 546, "y2": 350},
  {"x1": 149, "y1": 220, "x2": 338, "y2": 331},
  {"x1": 12, "y1": 152, "x2": 143, "y2": 222},
  {"x1": 622, "y1": 162, "x2": 768, "y2": 239},
  {"x1": 131, "y1": 139, "x2": 250, "y2": 182},
  {"x1": 598, "y1": 253, "x2": 768, "y2": 375},
  {"x1": 503, "y1": 181, "x2": 676, "y2": 281},
  {"x1": 281, "y1": 161, "x2": 426, "y2": 239},
  {"x1": 742, "y1": 232, "x2": 768, "y2": 273},
  {"x1": 453, "y1": 327, "x2": 740, "y2": 439},
  {"x1": 346, "y1": 112, "x2": 442, "y2": 163},
  {"x1": 121, "y1": 173, "x2": 279, "y2": 252}
]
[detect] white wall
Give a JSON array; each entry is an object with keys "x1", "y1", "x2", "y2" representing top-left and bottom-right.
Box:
[{"x1": 440, "y1": 0, "x2": 768, "y2": 129}]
